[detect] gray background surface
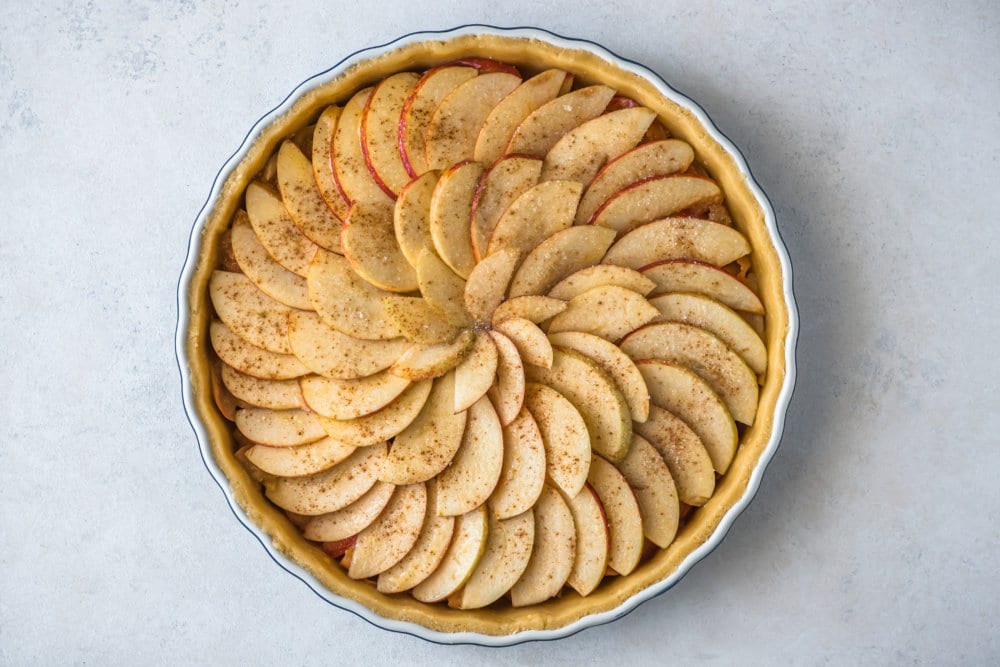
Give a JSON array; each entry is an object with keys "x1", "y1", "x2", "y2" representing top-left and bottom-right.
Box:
[{"x1": 2, "y1": 1, "x2": 999, "y2": 664}]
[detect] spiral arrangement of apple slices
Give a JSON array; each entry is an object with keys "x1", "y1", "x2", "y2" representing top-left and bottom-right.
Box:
[{"x1": 207, "y1": 59, "x2": 767, "y2": 609}]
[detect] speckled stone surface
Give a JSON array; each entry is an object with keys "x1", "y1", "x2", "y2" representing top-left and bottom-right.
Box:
[{"x1": 2, "y1": 1, "x2": 999, "y2": 663}]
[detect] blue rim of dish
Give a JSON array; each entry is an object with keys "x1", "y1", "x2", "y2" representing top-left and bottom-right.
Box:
[{"x1": 174, "y1": 24, "x2": 799, "y2": 647}]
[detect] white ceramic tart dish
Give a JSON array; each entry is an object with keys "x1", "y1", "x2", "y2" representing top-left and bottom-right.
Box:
[{"x1": 176, "y1": 25, "x2": 797, "y2": 645}]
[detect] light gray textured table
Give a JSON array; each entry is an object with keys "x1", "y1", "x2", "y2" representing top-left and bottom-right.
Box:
[{"x1": 3, "y1": 2, "x2": 998, "y2": 664}]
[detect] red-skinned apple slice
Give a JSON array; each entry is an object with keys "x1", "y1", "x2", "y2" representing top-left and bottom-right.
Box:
[
  {"x1": 453, "y1": 509, "x2": 534, "y2": 609},
  {"x1": 486, "y1": 331, "x2": 525, "y2": 427},
  {"x1": 588, "y1": 455, "x2": 643, "y2": 576},
  {"x1": 446, "y1": 57, "x2": 519, "y2": 76},
  {"x1": 210, "y1": 271, "x2": 296, "y2": 354},
  {"x1": 507, "y1": 226, "x2": 616, "y2": 298},
  {"x1": 377, "y1": 480, "x2": 456, "y2": 593},
  {"x1": 303, "y1": 481, "x2": 395, "y2": 542},
  {"x1": 342, "y1": 202, "x2": 418, "y2": 293},
  {"x1": 490, "y1": 408, "x2": 546, "y2": 520},
  {"x1": 642, "y1": 259, "x2": 764, "y2": 314},
  {"x1": 523, "y1": 382, "x2": 590, "y2": 498},
  {"x1": 287, "y1": 311, "x2": 407, "y2": 380},
  {"x1": 590, "y1": 175, "x2": 722, "y2": 232},
  {"x1": 603, "y1": 217, "x2": 751, "y2": 269},
  {"x1": 540, "y1": 107, "x2": 656, "y2": 184},
  {"x1": 277, "y1": 140, "x2": 343, "y2": 253},
  {"x1": 349, "y1": 482, "x2": 428, "y2": 579},
  {"x1": 264, "y1": 442, "x2": 387, "y2": 516},
  {"x1": 244, "y1": 181, "x2": 319, "y2": 277},
  {"x1": 360, "y1": 72, "x2": 420, "y2": 197},
  {"x1": 469, "y1": 155, "x2": 541, "y2": 261},
  {"x1": 312, "y1": 105, "x2": 351, "y2": 222},
  {"x1": 245, "y1": 436, "x2": 356, "y2": 478},
  {"x1": 221, "y1": 364, "x2": 304, "y2": 410},
  {"x1": 332, "y1": 87, "x2": 393, "y2": 208},
  {"x1": 381, "y1": 296, "x2": 462, "y2": 344},
  {"x1": 300, "y1": 371, "x2": 411, "y2": 420},
  {"x1": 510, "y1": 485, "x2": 576, "y2": 606},
  {"x1": 566, "y1": 483, "x2": 610, "y2": 596},
  {"x1": 429, "y1": 161, "x2": 483, "y2": 278},
  {"x1": 398, "y1": 66, "x2": 478, "y2": 178},
  {"x1": 318, "y1": 378, "x2": 433, "y2": 448},
  {"x1": 230, "y1": 211, "x2": 312, "y2": 310},
  {"x1": 615, "y1": 434, "x2": 679, "y2": 548},
  {"x1": 634, "y1": 405, "x2": 715, "y2": 506},
  {"x1": 389, "y1": 330, "x2": 475, "y2": 381},
  {"x1": 307, "y1": 249, "x2": 401, "y2": 340},
  {"x1": 436, "y1": 395, "x2": 504, "y2": 516},
  {"x1": 473, "y1": 69, "x2": 567, "y2": 165},
  {"x1": 547, "y1": 264, "x2": 656, "y2": 301},
  {"x1": 547, "y1": 285, "x2": 659, "y2": 342},
  {"x1": 604, "y1": 95, "x2": 638, "y2": 111},
  {"x1": 484, "y1": 180, "x2": 582, "y2": 257},
  {"x1": 493, "y1": 318, "x2": 553, "y2": 369},
  {"x1": 210, "y1": 321, "x2": 308, "y2": 380},
  {"x1": 412, "y1": 505, "x2": 489, "y2": 603},
  {"x1": 507, "y1": 85, "x2": 616, "y2": 156},
  {"x1": 235, "y1": 408, "x2": 326, "y2": 447},
  {"x1": 454, "y1": 332, "x2": 498, "y2": 412},
  {"x1": 415, "y1": 248, "x2": 469, "y2": 327},
  {"x1": 491, "y1": 296, "x2": 567, "y2": 326},
  {"x1": 393, "y1": 171, "x2": 439, "y2": 269},
  {"x1": 463, "y1": 247, "x2": 519, "y2": 324}
]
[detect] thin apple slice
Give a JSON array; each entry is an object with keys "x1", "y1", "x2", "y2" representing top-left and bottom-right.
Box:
[
  {"x1": 341, "y1": 202, "x2": 418, "y2": 293},
  {"x1": 425, "y1": 72, "x2": 522, "y2": 170},
  {"x1": 453, "y1": 332, "x2": 498, "y2": 412},
  {"x1": 548, "y1": 264, "x2": 656, "y2": 301},
  {"x1": 210, "y1": 321, "x2": 308, "y2": 380},
  {"x1": 332, "y1": 87, "x2": 393, "y2": 208},
  {"x1": 523, "y1": 382, "x2": 590, "y2": 498},
  {"x1": 277, "y1": 140, "x2": 343, "y2": 253},
  {"x1": 454, "y1": 509, "x2": 535, "y2": 609},
  {"x1": 221, "y1": 364, "x2": 304, "y2": 410},
  {"x1": 636, "y1": 359, "x2": 737, "y2": 474},
  {"x1": 318, "y1": 379, "x2": 433, "y2": 447},
  {"x1": 429, "y1": 161, "x2": 483, "y2": 278},
  {"x1": 621, "y1": 322, "x2": 759, "y2": 425},
  {"x1": 604, "y1": 217, "x2": 751, "y2": 270},
  {"x1": 491, "y1": 296, "x2": 567, "y2": 326},
  {"x1": 264, "y1": 442, "x2": 387, "y2": 515},
  {"x1": 303, "y1": 481, "x2": 395, "y2": 542},
  {"x1": 307, "y1": 249, "x2": 400, "y2": 340},
  {"x1": 575, "y1": 139, "x2": 695, "y2": 224},
  {"x1": 470, "y1": 156, "x2": 542, "y2": 261},
  {"x1": 547, "y1": 331, "x2": 650, "y2": 423},
  {"x1": 547, "y1": 285, "x2": 659, "y2": 342},
  {"x1": 484, "y1": 180, "x2": 582, "y2": 257},
  {"x1": 634, "y1": 405, "x2": 715, "y2": 506},
  {"x1": 525, "y1": 347, "x2": 631, "y2": 462},
  {"x1": 389, "y1": 330, "x2": 475, "y2": 381},
  {"x1": 490, "y1": 408, "x2": 546, "y2": 519},
  {"x1": 379, "y1": 372, "x2": 467, "y2": 484},
  {"x1": 486, "y1": 331, "x2": 525, "y2": 426},
  {"x1": 300, "y1": 371, "x2": 410, "y2": 420},
  {"x1": 642, "y1": 259, "x2": 764, "y2": 314},
  {"x1": 590, "y1": 175, "x2": 722, "y2": 232},
  {"x1": 399, "y1": 66, "x2": 478, "y2": 177},
  {"x1": 415, "y1": 248, "x2": 469, "y2": 326},
  {"x1": 463, "y1": 247, "x2": 519, "y2": 324},
  {"x1": 350, "y1": 482, "x2": 428, "y2": 579},
  {"x1": 311, "y1": 105, "x2": 351, "y2": 223},
  {"x1": 510, "y1": 485, "x2": 576, "y2": 606},
  {"x1": 436, "y1": 395, "x2": 504, "y2": 516},
  {"x1": 230, "y1": 211, "x2": 312, "y2": 311},
  {"x1": 412, "y1": 505, "x2": 489, "y2": 602},
  {"x1": 211, "y1": 360, "x2": 240, "y2": 421},
  {"x1": 588, "y1": 455, "x2": 643, "y2": 576},
  {"x1": 393, "y1": 171, "x2": 439, "y2": 268},
  {"x1": 287, "y1": 311, "x2": 407, "y2": 380},
  {"x1": 650, "y1": 293, "x2": 767, "y2": 373},
  {"x1": 209, "y1": 271, "x2": 295, "y2": 354},
  {"x1": 377, "y1": 480, "x2": 457, "y2": 593},
  {"x1": 235, "y1": 408, "x2": 325, "y2": 447},
  {"x1": 616, "y1": 434, "x2": 679, "y2": 548},
  {"x1": 244, "y1": 181, "x2": 319, "y2": 277},
  {"x1": 507, "y1": 226, "x2": 616, "y2": 298},
  {"x1": 473, "y1": 69, "x2": 567, "y2": 165},
  {"x1": 493, "y1": 318, "x2": 553, "y2": 369},
  {"x1": 507, "y1": 85, "x2": 616, "y2": 156},
  {"x1": 244, "y1": 436, "x2": 356, "y2": 478},
  {"x1": 360, "y1": 72, "x2": 420, "y2": 197},
  {"x1": 540, "y1": 107, "x2": 655, "y2": 184},
  {"x1": 566, "y1": 483, "x2": 610, "y2": 596},
  {"x1": 381, "y1": 296, "x2": 462, "y2": 344}
]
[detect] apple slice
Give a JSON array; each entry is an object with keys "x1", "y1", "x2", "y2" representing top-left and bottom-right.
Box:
[
  {"x1": 454, "y1": 332, "x2": 498, "y2": 412},
  {"x1": 463, "y1": 247, "x2": 519, "y2": 323},
  {"x1": 210, "y1": 360, "x2": 239, "y2": 421},
  {"x1": 636, "y1": 359, "x2": 737, "y2": 474},
  {"x1": 415, "y1": 248, "x2": 469, "y2": 327},
  {"x1": 507, "y1": 226, "x2": 617, "y2": 299},
  {"x1": 490, "y1": 408, "x2": 547, "y2": 520},
  {"x1": 264, "y1": 442, "x2": 387, "y2": 515},
  {"x1": 349, "y1": 482, "x2": 428, "y2": 579},
  {"x1": 566, "y1": 483, "x2": 610, "y2": 596},
  {"x1": 221, "y1": 364, "x2": 304, "y2": 410},
  {"x1": 244, "y1": 436, "x2": 356, "y2": 478},
  {"x1": 507, "y1": 85, "x2": 616, "y2": 156},
  {"x1": 603, "y1": 217, "x2": 751, "y2": 270},
  {"x1": 621, "y1": 322, "x2": 759, "y2": 425},
  {"x1": 493, "y1": 318, "x2": 553, "y2": 369},
  {"x1": 332, "y1": 87, "x2": 393, "y2": 207},
  {"x1": 453, "y1": 509, "x2": 535, "y2": 609},
  {"x1": 425, "y1": 72, "x2": 522, "y2": 170},
  {"x1": 412, "y1": 505, "x2": 489, "y2": 602},
  {"x1": 548, "y1": 264, "x2": 656, "y2": 301},
  {"x1": 381, "y1": 296, "x2": 462, "y2": 344},
  {"x1": 523, "y1": 382, "x2": 590, "y2": 498},
  {"x1": 547, "y1": 331, "x2": 650, "y2": 423},
  {"x1": 615, "y1": 434, "x2": 679, "y2": 548},
  {"x1": 287, "y1": 311, "x2": 407, "y2": 380},
  {"x1": 642, "y1": 259, "x2": 764, "y2": 314},
  {"x1": 574, "y1": 139, "x2": 695, "y2": 224},
  {"x1": 589, "y1": 175, "x2": 722, "y2": 232},
  {"x1": 360, "y1": 72, "x2": 420, "y2": 197},
  {"x1": 473, "y1": 69, "x2": 567, "y2": 165},
  {"x1": 318, "y1": 378, "x2": 433, "y2": 447},
  {"x1": 230, "y1": 210, "x2": 312, "y2": 310},
  {"x1": 398, "y1": 65, "x2": 478, "y2": 177},
  {"x1": 380, "y1": 372, "x2": 467, "y2": 484},
  {"x1": 217, "y1": 228, "x2": 240, "y2": 272},
  {"x1": 470, "y1": 155, "x2": 542, "y2": 261},
  {"x1": 210, "y1": 321, "x2": 308, "y2": 380},
  {"x1": 302, "y1": 481, "x2": 395, "y2": 542},
  {"x1": 510, "y1": 485, "x2": 576, "y2": 606},
  {"x1": 210, "y1": 271, "x2": 295, "y2": 354},
  {"x1": 377, "y1": 480, "x2": 456, "y2": 593},
  {"x1": 300, "y1": 371, "x2": 411, "y2": 420},
  {"x1": 428, "y1": 161, "x2": 483, "y2": 278},
  {"x1": 307, "y1": 249, "x2": 401, "y2": 341},
  {"x1": 235, "y1": 408, "x2": 325, "y2": 447},
  {"x1": 486, "y1": 331, "x2": 525, "y2": 426},
  {"x1": 588, "y1": 455, "x2": 643, "y2": 576},
  {"x1": 436, "y1": 395, "x2": 504, "y2": 516},
  {"x1": 446, "y1": 57, "x2": 519, "y2": 76},
  {"x1": 547, "y1": 285, "x2": 659, "y2": 342},
  {"x1": 525, "y1": 347, "x2": 631, "y2": 462},
  {"x1": 244, "y1": 181, "x2": 319, "y2": 277},
  {"x1": 311, "y1": 105, "x2": 351, "y2": 223},
  {"x1": 484, "y1": 180, "x2": 582, "y2": 257},
  {"x1": 492, "y1": 296, "x2": 567, "y2": 326},
  {"x1": 634, "y1": 406, "x2": 715, "y2": 506},
  {"x1": 341, "y1": 202, "x2": 418, "y2": 293},
  {"x1": 277, "y1": 140, "x2": 343, "y2": 253},
  {"x1": 540, "y1": 107, "x2": 655, "y2": 184},
  {"x1": 389, "y1": 330, "x2": 475, "y2": 381},
  {"x1": 393, "y1": 171, "x2": 439, "y2": 269}
]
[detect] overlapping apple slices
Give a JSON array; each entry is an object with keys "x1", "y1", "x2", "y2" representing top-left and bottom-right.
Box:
[{"x1": 208, "y1": 58, "x2": 768, "y2": 609}]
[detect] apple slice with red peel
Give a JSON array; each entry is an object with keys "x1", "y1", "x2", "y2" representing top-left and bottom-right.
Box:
[
  {"x1": 523, "y1": 382, "x2": 590, "y2": 498},
  {"x1": 463, "y1": 247, "x2": 519, "y2": 324},
  {"x1": 540, "y1": 107, "x2": 656, "y2": 184},
  {"x1": 398, "y1": 66, "x2": 477, "y2": 178},
  {"x1": 575, "y1": 139, "x2": 695, "y2": 224},
  {"x1": 492, "y1": 296, "x2": 567, "y2": 326},
  {"x1": 588, "y1": 455, "x2": 643, "y2": 576},
  {"x1": 308, "y1": 250, "x2": 401, "y2": 340},
  {"x1": 484, "y1": 180, "x2": 582, "y2": 257},
  {"x1": 436, "y1": 395, "x2": 504, "y2": 516},
  {"x1": 548, "y1": 264, "x2": 656, "y2": 301},
  {"x1": 621, "y1": 321, "x2": 759, "y2": 425},
  {"x1": 507, "y1": 85, "x2": 616, "y2": 156},
  {"x1": 300, "y1": 371, "x2": 410, "y2": 420},
  {"x1": 321, "y1": 536, "x2": 356, "y2": 558},
  {"x1": 389, "y1": 330, "x2": 475, "y2": 381},
  {"x1": 604, "y1": 95, "x2": 638, "y2": 111},
  {"x1": 453, "y1": 509, "x2": 535, "y2": 609},
  {"x1": 547, "y1": 285, "x2": 659, "y2": 342},
  {"x1": 425, "y1": 72, "x2": 522, "y2": 170},
  {"x1": 454, "y1": 332, "x2": 498, "y2": 412},
  {"x1": 603, "y1": 217, "x2": 751, "y2": 270},
  {"x1": 349, "y1": 482, "x2": 428, "y2": 579},
  {"x1": 510, "y1": 485, "x2": 576, "y2": 606},
  {"x1": 470, "y1": 155, "x2": 541, "y2": 261},
  {"x1": 303, "y1": 481, "x2": 395, "y2": 542},
  {"x1": 429, "y1": 161, "x2": 484, "y2": 278},
  {"x1": 566, "y1": 483, "x2": 610, "y2": 596},
  {"x1": 494, "y1": 318, "x2": 553, "y2": 369},
  {"x1": 642, "y1": 259, "x2": 764, "y2": 314},
  {"x1": 312, "y1": 105, "x2": 351, "y2": 222},
  {"x1": 244, "y1": 181, "x2": 319, "y2": 277},
  {"x1": 332, "y1": 87, "x2": 394, "y2": 208},
  {"x1": 381, "y1": 295, "x2": 462, "y2": 344},
  {"x1": 507, "y1": 226, "x2": 616, "y2": 298},
  {"x1": 377, "y1": 480, "x2": 456, "y2": 593},
  {"x1": 264, "y1": 442, "x2": 387, "y2": 515},
  {"x1": 616, "y1": 434, "x2": 679, "y2": 548},
  {"x1": 634, "y1": 405, "x2": 715, "y2": 506},
  {"x1": 230, "y1": 211, "x2": 312, "y2": 310},
  {"x1": 590, "y1": 175, "x2": 722, "y2": 232},
  {"x1": 288, "y1": 311, "x2": 407, "y2": 380},
  {"x1": 394, "y1": 171, "x2": 439, "y2": 269},
  {"x1": 486, "y1": 331, "x2": 525, "y2": 427},
  {"x1": 221, "y1": 364, "x2": 304, "y2": 410},
  {"x1": 210, "y1": 271, "x2": 296, "y2": 354},
  {"x1": 277, "y1": 140, "x2": 343, "y2": 253},
  {"x1": 490, "y1": 408, "x2": 546, "y2": 520},
  {"x1": 342, "y1": 202, "x2": 418, "y2": 293},
  {"x1": 360, "y1": 72, "x2": 420, "y2": 197},
  {"x1": 415, "y1": 248, "x2": 469, "y2": 327},
  {"x1": 412, "y1": 505, "x2": 489, "y2": 602},
  {"x1": 446, "y1": 57, "x2": 520, "y2": 76},
  {"x1": 211, "y1": 321, "x2": 308, "y2": 380},
  {"x1": 473, "y1": 69, "x2": 567, "y2": 165},
  {"x1": 245, "y1": 436, "x2": 356, "y2": 478},
  {"x1": 318, "y1": 378, "x2": 433, "y2": 448},
  {"x1": 236, "y1": 408, "x2": 326, "y2": 447}
]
